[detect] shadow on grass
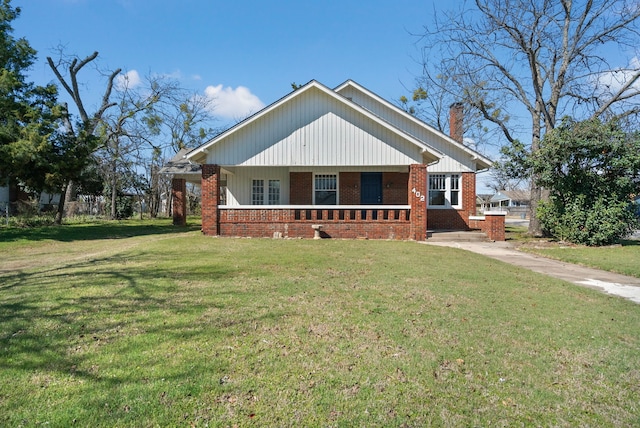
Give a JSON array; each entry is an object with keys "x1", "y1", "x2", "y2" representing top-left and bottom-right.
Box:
[
  {"x1": 0, "y1": 250, "x2": 276, "y2": 386},
  {"x1": 0, "y1": 220, "x2": 202, "y2": 243},
  {"x1": 620, "y1": 239, "x2": 640, "y2": 246}
]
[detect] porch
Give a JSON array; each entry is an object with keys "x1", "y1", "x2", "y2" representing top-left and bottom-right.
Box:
[{"x1": 170, "y1": 163, "x2": 505, "y2": 241}]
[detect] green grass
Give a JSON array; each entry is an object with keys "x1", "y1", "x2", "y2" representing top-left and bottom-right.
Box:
[
  {"x1": 507, "y1": 225, "x2": 640, "y2": 278},
  {"x1": 1, "y1": 222, "x2": 640, "y2": 426}
]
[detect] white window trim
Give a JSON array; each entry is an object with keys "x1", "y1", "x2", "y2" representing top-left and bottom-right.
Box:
[
  {"x1": 251, "y1": 178, "x2": 281, "y2": 205},
  {"x1": 428, "y1": 173, "x2": 462, "y2": 209},
  {"x1": 313, "y1": 173, "x2": 339, "y2": 205}
]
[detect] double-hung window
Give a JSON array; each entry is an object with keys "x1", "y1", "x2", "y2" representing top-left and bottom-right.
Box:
[
  {"x1": 450, "y1": 174, "x2": 460, "y2": 206},
  {"x1": 428, "y1": 174, "x2": 461, "y2": 208},
  {"x1": 314, "y1": 174, "x2": 337, "y2": 205},
  {"x1": 252, "y1": 179, "x2": 280, "y2": 205},
  {"x1": 428, "y1": 174, "x2": 446, "y2": 206}
]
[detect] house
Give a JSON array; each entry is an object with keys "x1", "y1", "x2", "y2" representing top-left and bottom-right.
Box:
[
  {"x1": 169, "y1": 80, "x2": 505, "y2": 240},
  {"x1": 476, "y1": 194, "x2": 493, "y2": 214},
  {"x1": 490, "y1": 190, "x2": 530, "y2": 217}
]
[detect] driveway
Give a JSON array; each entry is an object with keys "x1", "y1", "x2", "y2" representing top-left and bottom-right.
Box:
[{"x1": 423, "y1": 240, "x2": 640, "y2": 304}]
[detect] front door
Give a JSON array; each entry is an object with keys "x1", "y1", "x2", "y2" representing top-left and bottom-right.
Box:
[{"x1": 361, "y1": 172, "x2": 382, "y2": 204}]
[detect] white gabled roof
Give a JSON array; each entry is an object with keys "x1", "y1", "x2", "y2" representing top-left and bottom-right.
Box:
[
  {"x1": 334, "y1": 80, "x2": 493, "y2": 170},
  {"x1": 186, "y1": 80, "x2": 443, "y2": 165}
]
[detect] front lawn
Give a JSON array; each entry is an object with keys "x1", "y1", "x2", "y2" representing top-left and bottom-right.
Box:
[{"x1": 1, "y1": 222, "x2": 639, "y2": 426}]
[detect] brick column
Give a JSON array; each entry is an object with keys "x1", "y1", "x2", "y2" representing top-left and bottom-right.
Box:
[
  {"x1": 461, "y1": 172, "x2": 476, "y2": 229},
  {"x1": 409, "y1": 164, "x2": 428, "y2": 241},
  {"x1": 485, "y1": 211, "x2": 506, "y2": 241},
  {"x1": 172, "y1": 178, "x2": 187, "y2": 226},
  {"x1": 201, "y1": 164, "x2": 220, "y2": 236}
]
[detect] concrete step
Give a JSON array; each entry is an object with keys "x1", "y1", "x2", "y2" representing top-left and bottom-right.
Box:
[{"x1": 427, "y1": 230, "x2": 489, "y2": 242}]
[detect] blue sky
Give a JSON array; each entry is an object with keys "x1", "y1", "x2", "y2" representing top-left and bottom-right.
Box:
[{"x1": 14, "y1": 0, "x2": 446, "y2": 123}]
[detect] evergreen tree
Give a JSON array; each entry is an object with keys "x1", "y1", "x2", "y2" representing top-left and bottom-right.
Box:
[{"x1": 0, "y1": 0, "x2": 63, "y2": 202}]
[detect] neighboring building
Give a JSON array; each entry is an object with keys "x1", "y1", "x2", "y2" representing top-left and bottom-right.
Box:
[
  {"x1": 169, "y1": 80, "x2": 505, "y2": 240},
  {"x1": 490, "y1": 190, "x2": 530, "y2": 217},
  {"x1": 490, "y1": 190, "x2": 530, "y2": 209},
  {"x1": 476, "y1": 194, "x2": 493, "y2": 214}
]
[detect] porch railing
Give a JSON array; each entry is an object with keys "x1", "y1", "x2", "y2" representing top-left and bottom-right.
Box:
[{"x1": 219, "y1": 205, "x2": 411, "y2": 222}]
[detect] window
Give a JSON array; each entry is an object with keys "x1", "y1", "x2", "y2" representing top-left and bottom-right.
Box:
[
  {"x1": 450, "y1": 174, "x2": 460, "y2": 206},
  {"x1": 428, "y1": 174, "x2": 462, "y2": 208},
  {"x1": 220, "y1": 174, "x2": 228, "y2": 205},
  {"x1": 428, "y1": 174, "x2": 446, "y2": 206},
  {"x1": 314, "y1": 174, "x2": 337, "y2": 205},
  {"x1": 252, "y1": 179, "x2": 281, "y2": 205},
  {"x1": 252, "y1": 179, "x2": 264, "y2": 205},
  {"x1": 268, "y1": 180, "x2": 280, "y2": 205}
]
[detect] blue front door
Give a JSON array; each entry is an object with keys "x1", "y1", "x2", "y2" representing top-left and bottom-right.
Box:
[{"x1": 361, "y1": 173, "x2": 382, "y2": 204}]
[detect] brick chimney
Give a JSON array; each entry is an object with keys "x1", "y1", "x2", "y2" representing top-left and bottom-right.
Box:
[{"x1": 449, "y1": 102, "x2": 464, "y2": 143}]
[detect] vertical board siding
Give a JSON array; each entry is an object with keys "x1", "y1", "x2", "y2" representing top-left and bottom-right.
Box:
[
  {"x1": 337, "y1": 86, "x2": 477, "y2": 172},
  {"x1": 206, "y1": 87, "x2": 423, "y2": 167}
]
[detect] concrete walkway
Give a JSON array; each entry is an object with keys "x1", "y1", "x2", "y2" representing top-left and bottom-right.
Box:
[{"x1": 423, "y1": 240, "x2": 640, "y2": 304}]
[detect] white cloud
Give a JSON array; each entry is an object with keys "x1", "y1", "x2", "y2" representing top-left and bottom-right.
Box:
[
  {"x1": 203, "y1": 84, "x2": 265, "y2": 119},
  {"x1": 595, "y1": 57, "x2": 640, "y2": 94},
  {"x1": 116, "y1": 70, "x2": 142, "y2": 91}
]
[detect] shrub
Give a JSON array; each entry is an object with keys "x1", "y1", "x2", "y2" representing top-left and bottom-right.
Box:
[{"x1": 532, "y1": 118, "x2": 640, "y2": 246}]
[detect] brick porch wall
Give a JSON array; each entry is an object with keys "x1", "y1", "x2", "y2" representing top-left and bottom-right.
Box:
[
  {"x1": 220, "y1": 208, "x2": 411, "y2": 239},
  {"x1": 469, "y1": 212, "x2": 506, "y2": 241}
]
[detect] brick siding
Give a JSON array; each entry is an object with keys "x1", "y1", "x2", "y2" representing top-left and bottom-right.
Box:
[
  {"x1": 426, "y1": 172, "x2": 476, "y2": 230},
  {"x1": 383, "y1": 172, "x2": 409, "y2": 204},
  {"x1": 339, "y1": 172, "x2": 360, "y2": 204},
  {"x1": 289, "y1": 172, "x2": 312, "y2": 204}
]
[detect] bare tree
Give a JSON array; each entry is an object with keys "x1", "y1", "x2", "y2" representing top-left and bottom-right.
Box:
[
  {"x1": 417, "y1": 0, "x2": 640, "y2": 235},
  {"x1": 400, "y1": 75, "x2": 501, "y2": 153},
  {"x1": 162, "y1": 92, "x2": 219, "y2": 152},
  {"x1": 98, "y1": 74, "x2": 179, "y2": 219},
  {"x1": 47, "y1": 51, "x2": 120, "y2": 224}
]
